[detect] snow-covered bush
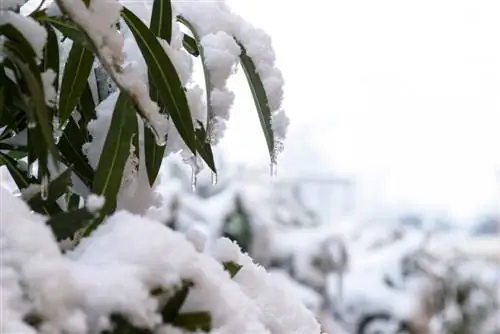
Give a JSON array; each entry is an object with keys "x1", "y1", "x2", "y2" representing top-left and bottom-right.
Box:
[{"x1": 0, "y1": 0, "x2": 324, "y2": 333}]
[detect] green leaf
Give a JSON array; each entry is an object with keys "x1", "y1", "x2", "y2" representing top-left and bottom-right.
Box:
[
  {"x1": 150, "y1": 0, "x2": 172, "y2": 42},
  {"x1": 144, "y1": 126, "x2": 165, "y2": 186},
  {"x1": 172, "y1": 312, "x2": 211, "y2": 332},
  {"x1": 0, "y1": 23, "x2": 37, "y2": 60},
  {"x1": 47, "y1": 207, "x2": 93, "y2": 240},
  {"x1": 57, "y1": 116, "x2": 94, "y2": 188},
  {"x1": 91, "y1": 93, "x2": 138, "y2": 219},
  {"x1": 27, "y1": 167, "x2": 72, "y2": 212},
  {"x1": 143, "y1": 0, "x2": 172, "y2": 186},
  {"x1": 194, "y1": 122, "x2": 216, "y2": 173},
  {"x1": 177, "y1": 17, "x2": 213, "y2": 143},
  {"x1": 0, "y1": 86, "x2": 4, "y2": 119},
  {"x1": 0, "y1": 151, "x2": 27, "y2": 166},
  {"x1": 39, "y1": 16, "x2": 92, "y2": 51},
  {"x1": 161, "y1": 280, "x2": 193, "y2": 323},
  {"x1": 59, "y1": 42, "x2": 94, "y2": 124},
  {"x1": 3, "y1": 41, "x2": 58, "y2": 170},
  {"x1": 42, "y1": 24, "x2": 60, "y2": 92},
  {"x1": 222, "y1": 261, "x2": 242, "y2": 278},
  {"x1": 0, "y1": 152, "x2": 36, "y2": 190},
  {"x1": 237, "y1": 42, "x2": 275, "y2": 160},
  {"x1": 0, "y1": 152, "x2": 61, "y2": 215},
  {"x1": 67, "y1": 193, "x2": 81, "y2": 210},
  {"x1": 121, "y1": 6, "x2": 197, "y2": 154},
  {"x1": 78, "y1": 83, "x2": 96, "y2": 129},
  {"x1": 0, "y1": 142, "x2": 27, "y2": 151},
  {"x1": 182, "y1": 35, "x2": 199, "y2": 56},
  {"x1": 106, "y1": 314, "x2": 153, "y2": 334}
]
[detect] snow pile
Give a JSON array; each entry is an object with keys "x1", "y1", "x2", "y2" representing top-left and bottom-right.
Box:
[{"x1": 0, "y1": 186, "x2": 322, "y2": 334}]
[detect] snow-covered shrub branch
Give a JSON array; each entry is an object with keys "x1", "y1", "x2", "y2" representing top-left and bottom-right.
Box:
[
  {"x1": 0, "y1": 0, "x2": 287, "y2": 236},
  {"x1": 0, "y1": 1, "x2": 323, "y2": 333}
]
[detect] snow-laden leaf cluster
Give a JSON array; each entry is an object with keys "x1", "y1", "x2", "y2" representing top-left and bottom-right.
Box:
[{"x1": 0, "y1": 0, "x2": 326, "y2": 333}]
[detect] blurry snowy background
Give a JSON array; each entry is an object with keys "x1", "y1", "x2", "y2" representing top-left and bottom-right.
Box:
[{"x1": 167, "y1": 0, "x2": 500, "y2": 332}]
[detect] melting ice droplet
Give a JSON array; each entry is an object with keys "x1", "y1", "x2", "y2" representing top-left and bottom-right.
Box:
[{"x1": 270, "y1": 161, "x2": 277, "y2": 177}]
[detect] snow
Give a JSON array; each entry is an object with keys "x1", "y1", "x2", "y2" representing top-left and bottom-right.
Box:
[
  {"x1": 1, "y1": 11, "x2": 47, "y2": 64},
  {"x1": 85, "y1": 194, "x2": 105, "y2": 212},
  {"x1": 41, "y1": 69, "x2": 57, "y2": 107},
  {"x1": 1, "y1": 185, "x2": 322, "y2": 334}
]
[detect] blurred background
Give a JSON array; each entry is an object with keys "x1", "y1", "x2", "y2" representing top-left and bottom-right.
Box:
[{"x1": 160, "y1": 1, "x2": 500, "y2": 332}]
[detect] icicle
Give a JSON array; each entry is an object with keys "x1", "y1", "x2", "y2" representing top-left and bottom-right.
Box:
[
  {"x1": 270, "y1": 161, "x2": 277, "y2": 177},
  {"x1": 270, "y1": 143, "x2": 282, "y2": 177},
  {"x1": 190, "y1": 166, "x2": 197, "y2": 192},
  {"x1": 40, "y1": 174, "x2": 49, "y2": 200},
  {"x1": 211, "y1": 171, "x2": 218, "y2": 186}
]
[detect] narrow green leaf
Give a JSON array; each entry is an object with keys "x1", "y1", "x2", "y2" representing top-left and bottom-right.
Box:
[
  {"x1": 47, "y1": 207, "x2": 93, "y2": 240},
  {"x1": 0, "y1": 151, "x2": 26, "y2": 166},
  {"x1": 4, "y1": 41, "x2": 58, "y2": 165},
  {"x1": 27, "y1": 167, "x2": 72, "y2": 211},
  {"x1": 144, "y1": 0, "x2": 172, "y2": 186},
  {"x1": 177, "y1": 17, "x2": 213, "y2": 143},
  {"x1": 67, "y1": 193, "x2": 81, "y2": 210},
  {"x1": 121, "y1": 7, "x2": 197, "y2": 154},
  {"x1": 237, "y1": 42, "x2": 275, "y2": 160},
  {"x1": 77, "y1": 83, "x2": 96, "y2": 143},
  {"x1": 107, "y1": 314, "x2": 153, "y2": 334},
  {"x1": 172, "y1": 312, "x2": 211, "y2": 332},
  {"x1": 39, "y1": 16, "x2": 92, "y2": 51},
  {"x1": 194, "y1": 122, "x2": 216, "y2": 173},
  {"x1": 0, "y1": 152, "x2": 36, "y2": 190},
  {"x1": 0, "y1": 24, "x2": 37, "y2": 60},
  {"x1": 150, "y1": 0, "x2": 172, "y2": 42},
  {"x1": 0, "y1": 153, "x2": 61, "y2": 215},
  {"x1": 42, "y1": 24, "x2": 60, "y2": 92},
  {"x1": 59, "y1": 42, "x2": 94, "y2": 124},
  {"x1": 222, "y1": 261, "x2": 242, "y2": 278},
  {"x1": 161, "y1": 280, "x2": 193, "y2": 323},
  {"x1": 0, "y1": 85, "x2": 4, "y2": 121},
  {"x1": 57, "y1": 116, "x2": 94, "y2": 187},
  {"x1": 0, "y1": 141, "x2": 27, "y2": 151},
  {"x1": 176, "y1": 19, "x2": 217, "y2": 174},
  {"x1": 92, "y1": 93, "x2": 138, "y2": 216},
  {"x1": 144, "y1": 126, "x2": 164, "y2": 186},
  {"x1": 182, "y1": 35, "x2": 199, "y2": 56}
]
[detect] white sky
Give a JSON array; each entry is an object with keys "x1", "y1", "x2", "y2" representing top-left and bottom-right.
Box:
[{"x1": 220, "y1": 0, "x2": 500, "y2": 221}]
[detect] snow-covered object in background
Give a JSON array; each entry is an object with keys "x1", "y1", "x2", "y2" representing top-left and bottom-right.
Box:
[{"x1": 0, "y1": 186, "x2": 322, "y2": 334}]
